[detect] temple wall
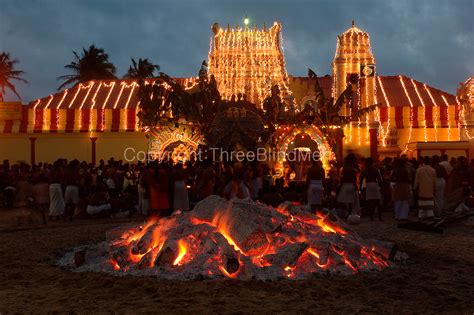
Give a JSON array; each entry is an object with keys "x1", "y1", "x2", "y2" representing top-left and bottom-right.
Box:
[
  {"x1": 36, "y1": 134, "x2": 90, "y2": 162},
  {"x1": 0, "y1": 132, "x2": 148, "y2": 164},
  {"x1": 96, "y1": 132, "x2": 147, "y2": 163},
  {"x1": 0, "y1": 134, "x2": 30, "y2": 163}
]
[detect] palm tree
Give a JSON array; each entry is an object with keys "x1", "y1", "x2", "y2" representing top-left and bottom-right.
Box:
[
  {"x1": 57, "y1": 45, "x2": 117, "y2": 90},
  {"x1": 124, "y1": 58, "x2": 159, "y2": 79},
  {"x1": 0, "y1": 52, "x2": 28, "y2": 101}
]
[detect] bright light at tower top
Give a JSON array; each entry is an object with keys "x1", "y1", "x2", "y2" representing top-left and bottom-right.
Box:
[{"x1": 244, "y1": 16, "x2": 249, "y2": 26}]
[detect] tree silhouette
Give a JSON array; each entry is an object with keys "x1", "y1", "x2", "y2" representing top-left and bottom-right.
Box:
[
  {"x1": 57, "y1": 45, "x2": 116, "y2": 90},
  {"x1": 124, "y1": 58, "x2": 159, "y2": 79},
  {"x1": 0, "y1": 52, "x2": 28, "y2": 101}
]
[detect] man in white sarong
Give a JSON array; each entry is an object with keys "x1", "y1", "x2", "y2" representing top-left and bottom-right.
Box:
[
  {"x1": 414, "y1": 156, "x2": 436, "y2": 219},
  {"x1": 49, "y1": 183, "x2": 65, "y2": 218}
]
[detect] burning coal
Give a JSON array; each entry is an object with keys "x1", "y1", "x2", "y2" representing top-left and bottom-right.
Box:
[{"x1": 59, "y1": 196, "x2": 396, "y2": 280}]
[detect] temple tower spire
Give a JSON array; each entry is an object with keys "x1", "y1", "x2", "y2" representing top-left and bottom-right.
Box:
[
  {"x1": 208, "y1": 21, "x2": 293, "y2": 107},
  {"x1": 332, "y1": 21, "x2": 376, "y2": 108}
]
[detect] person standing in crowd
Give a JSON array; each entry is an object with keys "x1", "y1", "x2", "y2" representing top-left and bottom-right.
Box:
[
  {"x1": 381, "y1": 157, "x2": 394, "y2": 212},
  {"x1": 138, "y1": 165, "x2": 151, "y2": 215},
  {"x1": 439, "y1": 154, "x2": 453, "y2": 176},
  {"x1": 1, "y1": 161, "x2": 16, "y2": 208},
  {"x1": 195, "y1": 159, "x2": 216, "y2": 200},
  {"x1": 223, "y1": 168, "x2": 250, "y2": 199},
  {"x1": 306, "y1": 159, "x2": 325, "y2": 211},
  {"x1": 250, "y1": 163, "x2": 263, "y2": 201},
  {"x1": 431, "y1": 155, "x2": 447, "y2": 216},
  {"x1": 217, "y1": 163, "x2": 234, "y2": 196},
  {"x1": 172, "y1": 162, "x2": 190, "y2": 211},
  {"x1": 414, "y1": 156, "x2": 436, "y2": 219},
  {"x1": 391, "y1": 158, "x2": 411, "y2": 221},
  {"x1": 64, "y1": 160, "x2": 80, "y2": 219},
  {"x1": 360, "y1": 157, "x2": 383, "y2": 220},
  {"x1": 337, "y1": 153, "x2": 360, "y2": 218},
  {"x1": 13, "y1": 172, "x2": 32, "y2": 208},
  {"x1": 158, "y1": 163, "x2": 171, "y2": 215},
  {"x1": 326, "y1": 160, "x2": 340, "y2": 207},
  {"x1": 49, "y1": 162, "x2": 65, "y2": 220},
  {"x1": 31, "y1": 174, "x2": 49, "y2": 224},
  {"x1": 149, "y1": 163, "x2": 170, "y2": 217}
]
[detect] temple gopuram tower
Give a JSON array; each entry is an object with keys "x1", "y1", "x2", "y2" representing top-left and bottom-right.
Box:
[
  {"x1": 208, "y1": 21, "x2": 294, "y2": 107},
  {"x1": 332, "y1": 21, "x2": 376, "y2": 109}
]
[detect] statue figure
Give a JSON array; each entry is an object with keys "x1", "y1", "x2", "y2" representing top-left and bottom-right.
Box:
[{"x1": 263, "y1": 84, "x2": 283, "y2": 124}]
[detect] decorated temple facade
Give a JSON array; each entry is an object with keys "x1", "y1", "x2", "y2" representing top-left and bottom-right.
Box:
[
  {"x1": 208, "y1": 22, "x2": 294, "y2": 108},
  {"x1": 0, "y1": 21, "x2": 471, "y2": 164}
]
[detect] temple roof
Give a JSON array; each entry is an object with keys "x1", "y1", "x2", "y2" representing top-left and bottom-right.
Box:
[
  {"x1": 375, "y1": 75, "x2": 457, "y2": 108},
  {"x1": 27, "y1": 75, "x2": 457, "y2": 110}
]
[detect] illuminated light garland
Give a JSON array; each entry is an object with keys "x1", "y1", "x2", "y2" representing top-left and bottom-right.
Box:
[
  {"x1": 458, "y1": 78, "x2": 474, "y2": 139},
  {"x1": 42, "y1": 95, "x2": 54, "y2": 130},
  {"x1": 79, "y1": 81, "x2": 95, "y2": 109},
  {"x1": 277, "y1": 126, "x2": 335, "y2": 169},
  {"x1": 377, "y1": 77, "x2": 391, "y2": 147},
  {"x1": 147, "y1": 126, "x2": 204, "y2": 161},
  {"x1": 346, "y1": 28, "x2": 353, "y2": 118},
  {"x1": 32, "y1": 99, "x2": 41, "y2": 130},
  {"x1": 102, "y1": 82, "x2": 116, "y2": 109},
  {"x1": 90, "y1": 82, "x2": 103, "y2": 109},
  {"x1": 208, "y1": 22, "x2": 294, "y2": 108},
  {"x1": 455, "y1": 95, "x2": 472, "y2": 139},
  {"x1": 347, "y1": 27, "x2": 354, "y2": 143},
  {"x1": 121, "y1": 82, "x2": 138, "y2": 130},
  {"x1": 78, "y1": 107, "x2": 82, "y2": 130},
  {"x1": 424, "y1": 83, "x2": 438, "y2": 142},
  {"x1": 183, "y1": 77, "x2": 199, "y2": 91},
  {"x1": 455, "y1": 78, "x2": 474, "y2": 140},
  {"x1": 348, "y1": 118, "x2": 353, "y2": 143},
  {"x1": 44, "y1": 95, "x2": 54, "y2": 109},
  {"x1": 135, "y1": 106, "x2": 140, "y2": 131},
  {"x1": 32, "y1": 99, "x2": 41, "y2": 110},
  {"x1": 123, "y1": 82, "x2": 138, "y2": 109},
  {"x1": 411, "y1": 79, "x2": 428, "y2": 142},
  {"x1": 373, "y1": 78, "x2": 382, "y2": 144},
  {"x1": 357, "y1": 79, "x2": 361, "y2": 145},
  {"x1": 68, "y1": 83, "x2": 85, "y2": 109},
  {"x1": 113, "y1": 82, "x2": 127, "y2": 109},
  {"x1": 364, "y1": 74, "x2": 370, "y2": 144},
  {"x1": 441, "y1": 95, "x2": 453, "y2": 140},
  {"x1": 56, "y1": 89, "x2": 69, "y2": 109},
  {"x1": 399, "y1": 76, "x2": 414, "y2": 150},
  {"x1": 100, "y1": 108, "x2": 106, "y2": 131}
]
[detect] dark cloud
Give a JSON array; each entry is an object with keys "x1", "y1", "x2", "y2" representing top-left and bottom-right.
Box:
[{"x1": 0, "y1": 0, "x2": 472, "y2": 102}]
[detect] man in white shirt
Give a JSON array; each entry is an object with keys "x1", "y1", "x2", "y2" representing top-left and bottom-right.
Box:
[{"x1": 439, "y1": 154, "x2": 453, "y2": 175}]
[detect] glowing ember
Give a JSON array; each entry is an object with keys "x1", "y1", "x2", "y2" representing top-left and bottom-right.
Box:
[
  {"x1": 59, "y1": 196, "x2": 396, "y2": 280},
  {"x1": 173, "y1": 240, "x2": 188, "y2": 266}
]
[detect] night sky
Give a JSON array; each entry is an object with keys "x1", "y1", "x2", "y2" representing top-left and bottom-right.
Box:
[{"x1": 1, "y1": 0, "x2": 473, "y2": 102}]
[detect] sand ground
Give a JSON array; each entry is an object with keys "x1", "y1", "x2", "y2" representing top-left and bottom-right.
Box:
[{"x1": 0, "y1": 208, "x2": 473, "y2": 314}]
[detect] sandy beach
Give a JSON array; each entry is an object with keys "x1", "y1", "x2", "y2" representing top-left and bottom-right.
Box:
[{"x1": 0, "y1": 210, "x2": 473, "y2": 313}]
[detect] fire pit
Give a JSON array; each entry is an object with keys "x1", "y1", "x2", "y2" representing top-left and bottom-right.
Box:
[{"x1": 58, "y1": 196, "x2": 398, "y2": 280}]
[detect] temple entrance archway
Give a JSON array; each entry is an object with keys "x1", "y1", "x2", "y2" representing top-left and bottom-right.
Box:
[
  {"x1": 147, "y1": 124, "x2": 204, "y2": 163},
  {"x1": 276, "y1": 126, "x2": 335, "y2": 166}
]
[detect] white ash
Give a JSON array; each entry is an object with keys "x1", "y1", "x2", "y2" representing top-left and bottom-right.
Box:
[{"x1": 57, "y1": 196, "x2": 397, "y2": 280}]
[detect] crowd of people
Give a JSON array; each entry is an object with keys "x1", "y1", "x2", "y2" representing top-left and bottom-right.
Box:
[{"x1": 0, "y1": 152, "x2": 472, "y2": 224}]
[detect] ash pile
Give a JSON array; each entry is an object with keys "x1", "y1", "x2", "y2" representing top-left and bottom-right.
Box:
[{"x1": 58, "y1": 196, "x2": 403, "y2": 280}]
